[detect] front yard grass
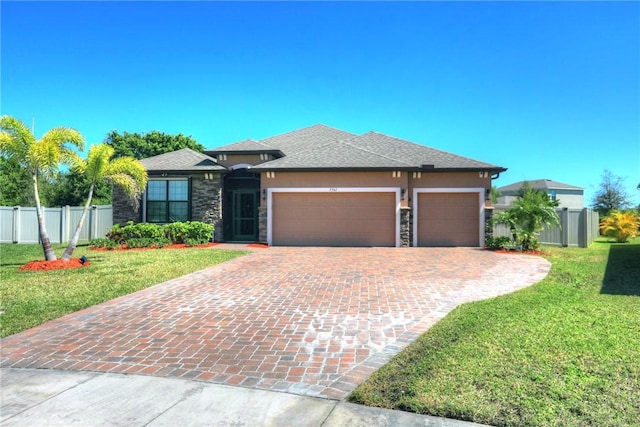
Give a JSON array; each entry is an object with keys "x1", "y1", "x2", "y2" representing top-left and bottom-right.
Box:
[
  {"x1": 0, "y1": 243, "x2": 247, "y2": 338},
  {"x1": 349, "y1": 238, "x2": 640, "y2": 426}
]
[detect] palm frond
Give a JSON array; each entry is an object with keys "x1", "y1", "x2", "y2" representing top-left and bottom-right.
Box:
[
  {"x1": 0, "y1": 116, "x2": 35, "y2": 162},
  {"x1": 85, "y1": 144, "x2": 115, "y2": 181}
]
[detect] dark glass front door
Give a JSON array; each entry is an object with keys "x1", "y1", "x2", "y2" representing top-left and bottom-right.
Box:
[{"x1": 231, "y1": 190, "x2": 258, "y2": 241}]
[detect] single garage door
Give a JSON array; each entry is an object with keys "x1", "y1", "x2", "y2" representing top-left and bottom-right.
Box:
[
  {"x1": 417, "y1": 192, "x2": 479, "y2": 247},
  {"x1": 272, "y1": 192, "x2": 396, "y2": 246}
]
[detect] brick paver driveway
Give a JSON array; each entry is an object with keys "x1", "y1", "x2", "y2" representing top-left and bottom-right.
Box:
[{"x1": 1, "y1": 247, "x2": 549, "y2": 400}]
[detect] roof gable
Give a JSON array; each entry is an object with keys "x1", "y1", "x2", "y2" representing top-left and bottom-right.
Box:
[
  {"x1": 140, "y1": 148, "x2": 225, "y2": 172},
  {"x1": 206, "y1": 139, "x2": 277, "y2": 154},
  {"x1": 253, "y1": 137, "x2": 412, "y2": 170},
  {"x1": 258, "y1": 124, "x2": 356, "y2": 155}
]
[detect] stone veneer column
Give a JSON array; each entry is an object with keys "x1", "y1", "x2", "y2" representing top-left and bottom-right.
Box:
[
  {"x1": 484, "y1": 206, "x2": 494, "y2": 244},
  {"x1": 112, "y1": 185, "x2": 140, "y2": 225},
  {"x1": 191, "y1": 175, "x2": 223, "y2": 242},
  {"x1": 400, "y1": 207, "x2": 412, "y2": 247},
  {"x1": 258, "y1": 206, "x2": 268, "y2": 244}
]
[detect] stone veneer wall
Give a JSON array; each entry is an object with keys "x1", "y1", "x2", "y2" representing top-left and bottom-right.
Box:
[
  {"x1": 258, "y1": 206, "x2": 268, "y2": 244},
  {"x1": 191, "y1": 175, "x2": 224, "y2": 242},
  {"x1": 484, "y1": 206, "x2": 494, "y2": 244},
  {"x1": 400, "y1": 207, "x2": 411, "y2": 247},
  {"x1": 112, "y1": 174, "x2": 224, "y2": 242},
  {"x1": 112, "y1": 186, "x2": 140, "y2": 225}
]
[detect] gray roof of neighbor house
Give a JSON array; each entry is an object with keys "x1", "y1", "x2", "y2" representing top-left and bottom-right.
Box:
[
  {"x1": 140, "y1": 148, "x2": 226, "y2": 173},
  {"x1": 250, "y1": 129, "x2": 505, "y2": 172},
  {"x1": 498, "y1": 179, "x2": 584, "y2": 193}
]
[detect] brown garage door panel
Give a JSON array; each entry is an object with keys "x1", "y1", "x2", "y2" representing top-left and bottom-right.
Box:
[
  {"x1": 418, "y1": 193, "x2": 479, "y2": 247},
  {"x1": 273, "y1": 192, "x2": 395, "y2": 246}
]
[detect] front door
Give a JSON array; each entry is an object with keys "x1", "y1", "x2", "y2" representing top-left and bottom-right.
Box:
[{"x1": 231, "y1": 190, "x2": 258, "y2": 241}]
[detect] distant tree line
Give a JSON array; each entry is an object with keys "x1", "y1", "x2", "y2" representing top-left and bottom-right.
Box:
[{"x1": 0, "y1": 130, "x2": 203, "y2": 207}]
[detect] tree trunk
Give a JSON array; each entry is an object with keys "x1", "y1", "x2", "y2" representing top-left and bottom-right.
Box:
[
  {"x1": 61, "y1": 183, "x2": 94, "y2": 261},
  {"x1": 33, "y1": 173, "x2": 57, "y2": 261}
]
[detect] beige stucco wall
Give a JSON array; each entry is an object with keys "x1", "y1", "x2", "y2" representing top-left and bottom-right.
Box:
[
  {"x1": 262, "y1": 171, "x2": 406, "y2": 188},
  {"x1": 261, "y1": 171, "x2": 410, "y2": 207},
  {"x1": 261, "y1": 170, "x2": 493, "y2": 209},
  {"x1": 410, "y1": 172, "x2": 491, "y2": 207},
  {"x1": 409, "y1": 172, "x2": 490, "y2": 190}
]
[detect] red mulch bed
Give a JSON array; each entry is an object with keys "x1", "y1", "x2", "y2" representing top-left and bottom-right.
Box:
[
  {"x1": 247, "y1": 243, "x2": 269, "y2": 249},
  {"x1": 487, "y1": 248, "x2": 547, "y2": 256},
  {"x1": 19, "y1": 258, "x2": 91, "y2": 272}
]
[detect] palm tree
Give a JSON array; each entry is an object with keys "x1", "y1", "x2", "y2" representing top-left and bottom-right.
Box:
[
  {"x1": 494, "y1": 182, "x2": 561, "y2": 251},
  {"x1": 0, "y1": 115, "x2": 84, "y2": 261},
  {"x1": 61, "y1": 144, "x2": 147, "y2": 261}
]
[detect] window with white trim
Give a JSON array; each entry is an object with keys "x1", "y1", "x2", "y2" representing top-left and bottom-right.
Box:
[{"x1": 146, "y1": 179, "x2": 189, "y2": 223}]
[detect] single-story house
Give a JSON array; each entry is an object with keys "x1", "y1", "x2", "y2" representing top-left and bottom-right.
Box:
[
  {"x1": 496, "y1": 179, "x2": 584, "y2": 209},
  {"x1": 113, "y1": 124, "x2": 506, "y2": 247}
]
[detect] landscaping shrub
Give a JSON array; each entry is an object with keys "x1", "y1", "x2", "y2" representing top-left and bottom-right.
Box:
[
  {"x1": 125, "y1": 237, "x2": 171, "y2": 249},
  {"x1": 492, "y1": 182, "x2": 560, "y2": 251},
  {"x1": 106, "y1": 221, "x2": 164, "y2": 243},
  {"x1": 600, "y1": 210, "x2": 640, "y2": 243},
  {"x1": 89, "y1": 238, "x2": 118, "y2": 250},
  {"x1": 165, "y1": 221, "x2": 213, "y2": 244},
  {"x1": 485, "y1": 236, "x2": 512, "y2": 250},
  {"x1": 101, "y1": 221, "x2": 214, "y2": 248}
]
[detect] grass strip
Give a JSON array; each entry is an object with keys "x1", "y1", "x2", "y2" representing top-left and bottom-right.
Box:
[
  {"x1": 349, "y1": 238, "x2": 640, "y2": 426},
  {"x1": 0, "y1": 243, "x2": 247, "y2": 337}
]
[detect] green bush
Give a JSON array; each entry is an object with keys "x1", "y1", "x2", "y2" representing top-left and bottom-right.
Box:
[
  {"x1": 164, "y1": 222, "x2": 190, "y2": 243},
  {"x1": 165, "y1": 221, "x2": 213, "y2": 244},
  {"x1": 107, "y1": 221, "x2": 164, "y2": 243},
  {"x1": 485, "y1": 236, "x2": 512, "y2": 250},
  {"x1": 89, "y1": 238, "x2": 118, "y2": 250},
  {"x1": 125, "y1": 237, "x2": 171, "y2": 249},
  {"x1": 104, "y1": 221, "x2": 213, "y2": 248}
]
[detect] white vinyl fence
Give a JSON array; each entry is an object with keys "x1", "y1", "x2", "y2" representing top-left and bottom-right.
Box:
[
  {"x1": 0, "y1": 205, "x2": 113, "y2": 244},
  {"x1": 492, "y1": 207, "x2": 600, "y2": 248}
]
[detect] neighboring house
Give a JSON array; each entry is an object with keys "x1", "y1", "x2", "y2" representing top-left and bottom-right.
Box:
[
  {"x1": 113, "y1": 124, "x2": 506, "y2": 247},
  {"x1": 497, "y1": 179, "x2": 584, "y2": 209}
]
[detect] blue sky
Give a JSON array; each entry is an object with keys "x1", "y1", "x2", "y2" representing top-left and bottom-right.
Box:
[{"x1": 2, "y1": 1, "x2": 639, "y2": 206}]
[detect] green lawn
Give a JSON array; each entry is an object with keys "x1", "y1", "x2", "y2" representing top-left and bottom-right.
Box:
[
  {"x1": 0, "y1": 243, "x2": 247, "y2": 338},
  {"x1": 350, "y1": 238, "x2": 640, "y2": 427}
]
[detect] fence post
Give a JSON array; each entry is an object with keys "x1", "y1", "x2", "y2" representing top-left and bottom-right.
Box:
[
  {"x1": 90, "y1": 206, "x2": 98, "y2": 241},
  {"x1": 13, "y1": 206, "x2": 20, "y2": 243},
  {"x1": 61, "y1": 205, "x2": 69, "y2": 244},
  {"x1": 581, "y1": 208, "x2": 588, "y2": 248},
  {"x1": 561, "y1": 207, "x2": 569, "y2": 247}
]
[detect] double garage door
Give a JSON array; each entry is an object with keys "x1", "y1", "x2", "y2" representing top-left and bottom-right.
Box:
[
  {"x1": 272, "y1": 192, "x2": 396, "y2": 247},
  {"x1": 269, "y1": 191, "x2": 480, "y2": 247}
]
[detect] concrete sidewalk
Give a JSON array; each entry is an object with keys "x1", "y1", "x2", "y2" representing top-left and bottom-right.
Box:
[{"x1": 1, "y1": 368, "x2": 487, "y2": 426}]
